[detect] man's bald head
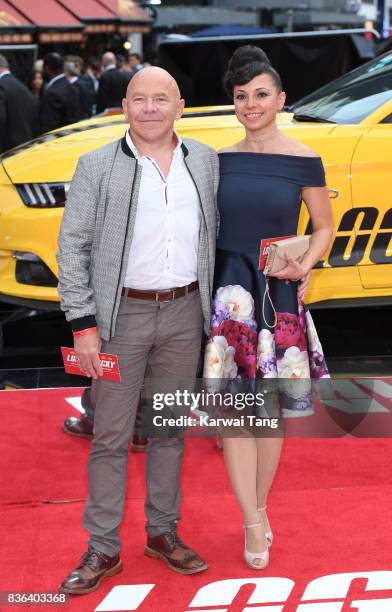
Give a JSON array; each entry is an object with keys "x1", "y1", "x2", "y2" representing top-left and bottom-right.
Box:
[
  {"x1": 126, "y1": 66, "x2": 180, "y2": 100},
  {"x1": 102, "y1": 52, "x2": 115, "y2": 68},
  {"x1": 122, "y1": 66, "x2": 185, "y2": 147}
]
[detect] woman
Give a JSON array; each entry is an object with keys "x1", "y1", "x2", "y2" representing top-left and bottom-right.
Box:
[
  {"x1": 30, "y1": 70, "x2": 44, "y2": 98},
  {"x1": 203, "y1": 46, "x2": 333, "y2": 570}
]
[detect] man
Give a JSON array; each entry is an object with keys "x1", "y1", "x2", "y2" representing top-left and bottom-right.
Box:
[
  {"x1": 80, "y1": 57, "x2": 101, "y2": 116},
  {"x1": 64, "y1": 60, "x2": 91, "y2": 120},
  {"x1": 96, "y1": 51, "x2": 130, "y2": 114},
  {"x1": 57, "y1": 66, "x2": 218, "y2": 595},
  {"x1": 125, "y1": 52, "x2": 144, "y2": 77},
  {"x1": 116, "y1": 53, "x2": 127, "y2": 71},
  {"x1": 0, "y1": 55, "x2": 37, "y2": 153},
  {"x1": 39, "y1": 53, "x2": 79, "y2": 134}
]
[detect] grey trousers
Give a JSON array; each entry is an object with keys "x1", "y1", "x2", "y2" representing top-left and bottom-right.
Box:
[{"x1": 83, "y1": 289, "x2": 203, "y2": 556}]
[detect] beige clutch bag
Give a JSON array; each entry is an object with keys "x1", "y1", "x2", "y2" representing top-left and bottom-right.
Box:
[{"x1": 264, "y1": 235, "x2": 310, "y2": 276}]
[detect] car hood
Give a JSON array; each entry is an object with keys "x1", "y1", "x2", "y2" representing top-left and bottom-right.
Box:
[{"x1": 1, "y1": 109, "x2": 337, "y2": 184}]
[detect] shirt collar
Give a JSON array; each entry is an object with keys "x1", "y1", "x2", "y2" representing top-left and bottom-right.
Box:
[
  {"x1": 105, "y1": 64, "x2": 116, "y2": 71},
  {"x1": 125, "y1": 129, "x2": 183, "y2": 160},
  {"x1": 47, "y1": 73, "x2": 65, "y2": 88},
  {"x1": 0, "y1": 70, "x2": 11, "y2": 79}
]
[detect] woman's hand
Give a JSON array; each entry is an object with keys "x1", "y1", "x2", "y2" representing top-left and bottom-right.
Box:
[
  {"x1": 270, "y1": 252, "x2": 307, "y2": 282},
  {"x1": 297, "y1": 270, "x2": 311, "y2": 301}
]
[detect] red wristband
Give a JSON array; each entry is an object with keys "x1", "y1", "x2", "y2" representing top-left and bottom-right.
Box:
[{"x1": 73, "y1": 327, "x2": 98, "y2": 338}]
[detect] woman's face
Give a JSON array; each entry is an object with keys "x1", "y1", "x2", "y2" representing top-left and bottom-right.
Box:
[
  {"x1": 33, "y1": 72, "x2": 43, "y2": 90},
  {"x1": 233, "y1": 72, "x2": 286, "y2": 132}
]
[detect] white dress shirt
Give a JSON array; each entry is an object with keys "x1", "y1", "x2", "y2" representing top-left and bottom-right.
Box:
[
  {"x1": 0, "y1": 70, "x2": 10, "y2": 79},
  {"x1": 124, "y1": 131, "x2": 201, "y2": 290}
]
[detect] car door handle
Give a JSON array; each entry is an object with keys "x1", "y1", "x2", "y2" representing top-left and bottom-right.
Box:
[{"x1": 328, "y1": 189, "x2": 339, "y2": 199}]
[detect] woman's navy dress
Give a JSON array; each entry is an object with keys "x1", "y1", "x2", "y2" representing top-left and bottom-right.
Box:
[{"x1": 203, "y1": 152, "x2": 329, "y2": 413}]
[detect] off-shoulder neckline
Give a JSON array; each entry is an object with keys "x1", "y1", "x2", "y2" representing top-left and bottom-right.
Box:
[{"x1": 218, "y1": 151, "x2": 321, "y2": 160}]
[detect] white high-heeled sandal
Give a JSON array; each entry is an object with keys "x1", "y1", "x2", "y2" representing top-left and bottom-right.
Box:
[
  {"x1": 258, "y1": 506, "x2": 273, "y2": 547},
  {"x1": 243, "y1": 522, "x2": 269, "y2": 570}
]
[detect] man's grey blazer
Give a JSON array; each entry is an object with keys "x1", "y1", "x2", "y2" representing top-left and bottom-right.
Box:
[{"x1": 57, "y1": 135, "x2": 219, "y2": 341}]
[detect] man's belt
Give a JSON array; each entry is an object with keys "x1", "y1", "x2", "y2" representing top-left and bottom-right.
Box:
[{"x1": 122, "y1": 281, "x2": 198, "y2": 302}]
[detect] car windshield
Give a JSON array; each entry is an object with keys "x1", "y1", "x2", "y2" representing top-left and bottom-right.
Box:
[{"x1": 291, "y1": 52, "x2": 392, "y2": 124}]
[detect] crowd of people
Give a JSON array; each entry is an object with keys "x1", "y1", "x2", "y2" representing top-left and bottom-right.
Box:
[{"x1": 0, "y1": 50, "x2": 146, "y2": 154}]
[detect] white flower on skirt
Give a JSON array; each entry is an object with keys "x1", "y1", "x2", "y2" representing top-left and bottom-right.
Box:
[
  {"x1": 257, "y1": 328, "x2": 275, "y2": 355},
  {"x1": 203, "y1": 335, "x2": 238, "y2": 379},
  {"x1": 257, "y1": 329, "x2": 278, "y2": 377},
  {"x1": 277, "y1": 346, "x2": 310, "y2": 379},
  {"x1": 215, "y1": 285, "x2": 254, "y2": 322}
]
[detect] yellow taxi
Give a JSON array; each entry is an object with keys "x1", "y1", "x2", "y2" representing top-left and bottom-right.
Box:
[{"x1": 0, "y1": 51, "x2": 391, "y2": 310}]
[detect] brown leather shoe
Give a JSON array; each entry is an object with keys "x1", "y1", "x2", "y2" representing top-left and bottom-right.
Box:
[
  {"x1": 144, "y1": 531, "x2": 207, "y2": 575},
  {"x1": 59, "y1": 549, "x2": 122, "y2": 595},
  {"x1": 131, "y1": 434, "x2": 148, "y2": 452},
  {"x1": 62, "y1": 416, "x2": 93, "y2": 439}
]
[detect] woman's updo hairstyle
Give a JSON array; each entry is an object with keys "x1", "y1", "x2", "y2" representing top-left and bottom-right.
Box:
[{"x1": 223, "y1": 45, "x2": 282, "y2": 99}]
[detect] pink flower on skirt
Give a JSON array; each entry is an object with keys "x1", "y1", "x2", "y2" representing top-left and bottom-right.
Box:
[
  {"x1": 213, "y1": 319, "x2": 257, "y2": 379},
  {"x1": 275, "y1": 312, "x2": 307, "y2": 353}
]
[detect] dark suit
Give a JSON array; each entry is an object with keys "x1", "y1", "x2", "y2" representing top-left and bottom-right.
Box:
[
  {"x1": 39, "y1": 75, "x2": 79, "y2": 134},
  {"x1": 79, "y1": 73, "x2": 97, "y2": 116},
  {"x1": 72, "y1": 78, "x2": 92, "y2": 120},
  {"x1": 96, "y1": 67, "x2": 130, "y2": 114},
  {"x1": 0, "y1": 73, "x2": 37, "y2": 153}
]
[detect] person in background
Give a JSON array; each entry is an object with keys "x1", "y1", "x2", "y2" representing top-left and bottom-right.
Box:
[
  {"x1": 39, "y1": 52, "x2": 79, "y2": 134},
  {"x1": 96, "y1": 51, "x2": 130, "y2": 114},
  {"x1": 30, "y1": 70, "x2": 44, "y2": 99},
  {"x1": 62, "y1": 387, "x2": 148, "y2": 452},
  {"x1": 72, "y1": 55, "x2": 85, "y2": 77},
  {"x1": 0, "y1": 54, "x2": 37, "y2": 153},
  {"x1": 80, "y1": 57, "x2": 101, "y2": 116},
  {"x1": 64, "y1": 60, "x2": 90, "y2": 120},
  {"x1": 125, "y1": 52, "x2": 145, "y2": 78},
  {"x1": 34, "y1": 58, "x2": 44, "y2": 73},
  {"x1": 116, "y1": 53, "x2": 127, "y2": 71}
]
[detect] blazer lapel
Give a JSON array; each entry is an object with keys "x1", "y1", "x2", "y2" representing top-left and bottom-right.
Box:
[{"x1": 101, "y1": 140, "x2": 141, "y2": 251}]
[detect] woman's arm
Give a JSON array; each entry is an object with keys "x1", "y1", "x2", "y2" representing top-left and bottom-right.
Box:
[{"x1": 272, "y1": 185, "x2": 334, "y2": 282}]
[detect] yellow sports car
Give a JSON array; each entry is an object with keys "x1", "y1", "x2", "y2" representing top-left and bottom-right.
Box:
[{"x1": 0, "y1": 51, "x2": 391, "y2": 310}]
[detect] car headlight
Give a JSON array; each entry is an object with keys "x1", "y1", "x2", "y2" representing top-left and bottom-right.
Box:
[{"x1": 15, "y1": 183, "x2": 70, "y2": 208}]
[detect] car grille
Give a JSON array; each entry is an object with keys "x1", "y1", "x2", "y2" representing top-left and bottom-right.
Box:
[{"x1": 16, "y1": 183, "x2": 69, "y2": 207}]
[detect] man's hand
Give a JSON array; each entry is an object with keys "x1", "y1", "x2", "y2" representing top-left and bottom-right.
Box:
[{"x1": 74, "y1": 331, "x2": 103, "y2": 379}]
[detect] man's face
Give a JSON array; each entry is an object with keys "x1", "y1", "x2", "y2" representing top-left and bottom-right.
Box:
[
  {"x1": 122, "y1": 70, "x2": 184, "y2": 144},
  {"x1": 128, "y1": 55, "x2": 139, "y2": 69}
]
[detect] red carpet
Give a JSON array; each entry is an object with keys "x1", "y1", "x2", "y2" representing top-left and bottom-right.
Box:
[{"x1": 1, "y1": 388, "x2": 392, "y2": 611}]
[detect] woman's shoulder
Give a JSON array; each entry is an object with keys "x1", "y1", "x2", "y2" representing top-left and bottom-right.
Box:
[
  {"x1": 278, "y1": 135, "x2": 320, "y2": 158},
  {"x1": 277, "y1": 136, "x2": 325, "y2": 187}
]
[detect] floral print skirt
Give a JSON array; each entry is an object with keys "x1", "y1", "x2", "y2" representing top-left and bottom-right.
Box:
[{"x1": 203, "y1": 279, "x2": 329, "y2": 415}]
